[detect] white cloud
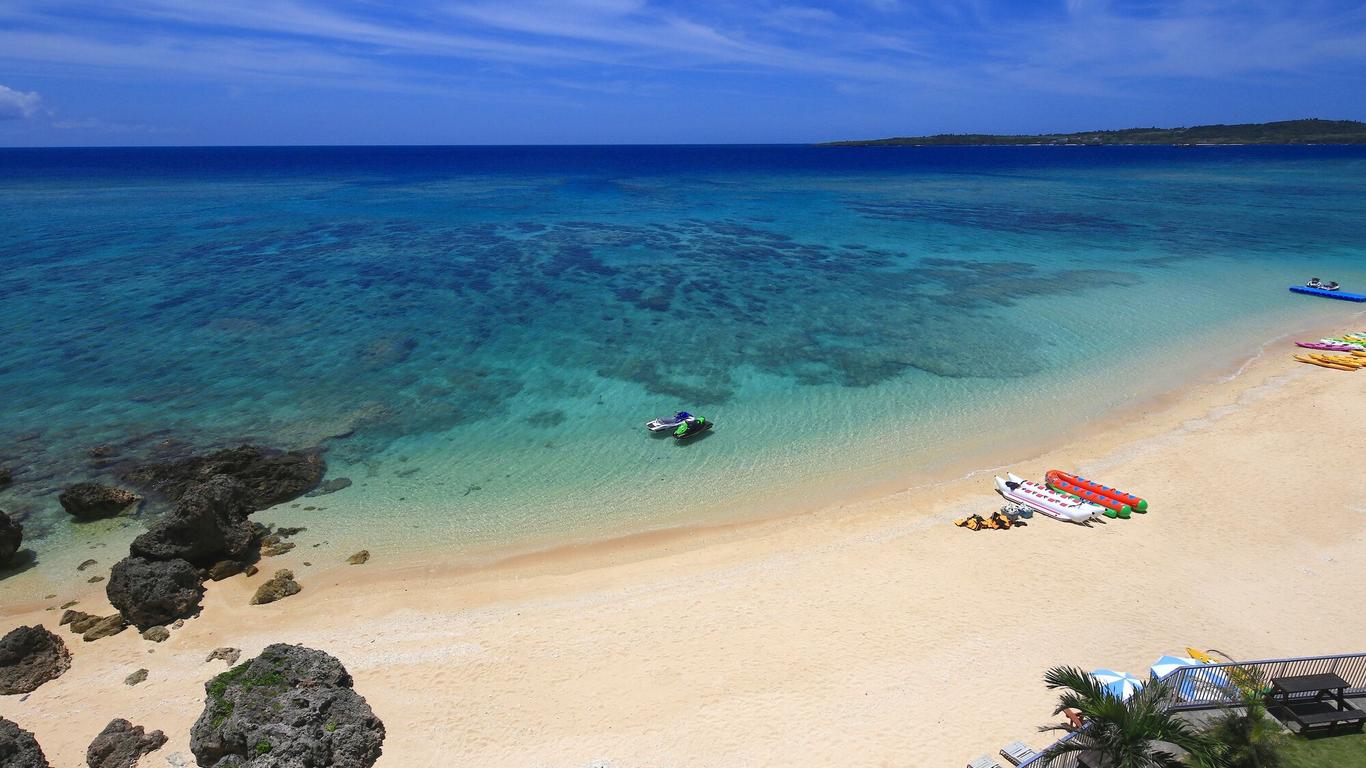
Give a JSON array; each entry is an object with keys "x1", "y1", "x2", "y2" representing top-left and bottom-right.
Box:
[{"x1": 0, "y1": 84, "x2": 41, "y2": 119}]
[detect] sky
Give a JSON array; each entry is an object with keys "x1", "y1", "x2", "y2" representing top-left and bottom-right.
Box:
[{"x1": 1, "y1": 0, "x2": 1365, "y2": 145}]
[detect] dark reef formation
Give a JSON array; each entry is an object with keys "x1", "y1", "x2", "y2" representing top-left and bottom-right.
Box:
[
  {"x1": 0, "y1": 510, "x2": 21, "y2": 567},
  {"x1": 0, "y1": 717, "x2": 49, "y2": 768},
  {"x1": 85, "y1": 718, "x2": 166, "y2": 768},
  {"x1": 129, "y1": 475, "x2": 256, "y2": 566},
  {"x1": 123, "y1": 445, "x2": 325, "y2": 509},
  {"x1": 0, "y1": 625, "x2": 70, "y2": 695},
  {"x1": 107, "y1": 557, "x2": 206, "y2": 631},
  {"x1": 190, "y1": 644, "x2": 384, "y2": 768},
  {"x1": 58, "y1": 483, "x2": 142, "y2": 521}
]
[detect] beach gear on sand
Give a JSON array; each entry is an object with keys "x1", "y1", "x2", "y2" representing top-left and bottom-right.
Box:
[
  {"x1": 995, "y1": 474, "x2": 1099, "y2": 524},
  {"x1": 999, "y1": 740, "x2": 1039, "y2": 767},
  {"x1": 1046, "y1": 470, "x2": 1147, "y2": 514},
  {"x1": 1295, "y1": 354, "x2": 1358, "y2": 371},
  {"x1": 1046, "y1": 472, "x2": 1129, "y2": 519},
  {"x1": 1185, "y1": 647, "x2": 1217, "y2": 664}
]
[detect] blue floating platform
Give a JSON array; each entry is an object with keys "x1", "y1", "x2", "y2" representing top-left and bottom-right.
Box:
[{"x1": 1289, "y1": 285, "x2": 1366, "y2": 302}]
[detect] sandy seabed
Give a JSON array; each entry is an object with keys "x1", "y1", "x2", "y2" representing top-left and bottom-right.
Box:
[{"x1": 2, "y1": 328, "x2": 1364, "y2": 767}]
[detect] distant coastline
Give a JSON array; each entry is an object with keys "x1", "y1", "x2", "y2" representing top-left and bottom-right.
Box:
[{"x1": 821, "y1": 118, "x2": 1366, "y2": 147}]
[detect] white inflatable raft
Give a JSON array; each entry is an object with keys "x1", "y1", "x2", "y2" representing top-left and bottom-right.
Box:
[{"x1": 995, "y1": 473, "x2": 1099, "y2": 524}]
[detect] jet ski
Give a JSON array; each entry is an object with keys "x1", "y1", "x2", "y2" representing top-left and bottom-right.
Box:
[
  {"x1": 672, "y1": 416, "x2": 713, "y2": 440},
  {"x1": 646, "y1": 411, "x2": 692, "y2": 432}
]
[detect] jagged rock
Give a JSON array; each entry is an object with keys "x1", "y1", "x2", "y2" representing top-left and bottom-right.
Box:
[
  {"x1": 306, "y1": 477, "x2": 351, "y2": 497},
  {"x1": 123, "y1": 669, "x2": 147, "y2": 686},
  {"x1": 77, "y1": 559, "x2": 98, "y2": 571},
  {"x1": 250, "y1": 570, "x2": 300, "y2": 605},
  {"x1": 61, "y1": 610, "x2": 100, "y2": 632},
  {"x1": 82, "y1": 615, "x2": 128, "y2": 642},
  {"x1": 87, "y1": 576, "x2": 105, "y2": 584},
  {"x1": 107, "y1": 557, "x2": 205, "y2": 631},
  {"x1": 346, "y1": 550, "x2": 370, "y2": 565},
  {"x1": 243, "y1": 565, "x2": 258, "y2": 577},
  {"x1": 206, "y1": 560, "x2": 243, "y2": 581},
  {"x1": 172, "y1": 619, "x2": 185, "y2": 629},
  {"x1": 190, "y1": 644, "x2": 384, "y2": 768},
  {"x1": 0, "y1": 510, "x2": 21, "y2": 567},
  {"x1": 130, "y1": 476, "x2": 256, "y2": 567},
  {"x1": 124, "y1": 446, "x2": 325, "y2": 510},
  {"x1": 275, "y1": 527, "x2": 306, "y2": 538},
  {"x1": 0, "y1": 716, "x2": 49, "y2": 767},
  {"x1": 0, "y1": 468, "x2": 12, "y2": 489},
  {"x1": 58, "y1": 483, "x2": 142, "y2": 521},
  {"x1": 60, "y1": 601, "x2": 77, "y2": 609},
  {"x1": 86, "y1": 718, "x2": 166, "y2": 768},
  {"x1": 0, "y1": 626, "x2": 70, "y2": 695},
  {"x1": 258, "y1": 540, "x2": 294, "y2": 557},
  {"x1": 205, "y1": 648, "x2": 240, "y2": 666},
  {"x1": 141, "y1": 626, "x2": 169, "y2": 643}
]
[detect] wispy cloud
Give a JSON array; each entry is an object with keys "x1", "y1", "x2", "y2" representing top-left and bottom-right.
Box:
[
  {"x1": 0, "y1": 84, "x2": 41, "y2": 119},
  {"x1": 0, "y1": 0, "x2": 1364, "y2": 135}
]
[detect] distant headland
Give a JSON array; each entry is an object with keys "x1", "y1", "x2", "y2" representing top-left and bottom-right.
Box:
[{"x1": 821, "y1": 118, "x2": 1366, "y2": 146}]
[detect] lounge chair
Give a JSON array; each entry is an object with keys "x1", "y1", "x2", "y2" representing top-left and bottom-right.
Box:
[
  {"x1": 1000, "y1": 740, "x2": 1040, "y2": 766},
  {"x1": 968, "y1": 756, "x2": 1006, "y2": 768}
]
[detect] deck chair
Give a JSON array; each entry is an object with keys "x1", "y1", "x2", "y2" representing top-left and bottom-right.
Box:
[
  {"x1": 968, "y1": 756, "x2": 1006, "y2": 768},
  {"x1": 1000, "y1": 740, "x2": 1039, "y2": 766}
]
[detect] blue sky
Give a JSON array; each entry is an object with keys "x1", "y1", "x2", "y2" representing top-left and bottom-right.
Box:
[{"x1": 1, "y1": 0, "x2": 1364, "y2": 145}]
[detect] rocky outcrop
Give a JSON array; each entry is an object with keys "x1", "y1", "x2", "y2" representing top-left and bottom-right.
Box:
[
  {"x1": 0, "y1": 626, "x2": 70, "y2": 695},
  {"x1": 250, "y1": 570, "x2": 300, "y2": 605},
  {"x1": 205, "y1": 648, "x2": 240, "y2": 666},
  {"x1": 141, "y1": 626, "x2": 169, "y2": 643},
  {"x1": 86, "y1": 718, "x2": 166, "y2": 768},
  {"x1": 0, "y1": 468, "x2": 12, "y2": 488},
  {"x1": 306, "y1": 477, "x2": 351, "y2": 497},
  {"x1": 106, "y1": 557, "x2": 205, "y2": 631},
  {"x1": 81, "y1": 615, "x2": 128, "y2": 642},
  {"x1": 0, "y1": 717, "x2": 49, "y2": 767},
  {"x1": 0, "y1": 510, "x2": 21, "y2": 567},
  {"x1": 346, "y1": 550, "x2": 370, "y2": 565},
  {"x1": 123, "y1": 669, "x2": 147, "y2": 686},
  {"x1": 189, "y1": 644, "x2": 384, "y2": 768},
  {"x1": 206, "y1": 560, "x2": 243, "y2": 581},
  {"x1": 59, "y1": 609, "x2": 129, "y2": 642},
  {"x1": 61, "y1": 610, "x2": 101, "y2": 633},
  {"x1": 123, "y1": 446, "x2": 325, "y2": 510},
  {"x1": 129, "y1": 476, "x2": 255, "y2": 566},
  {"x1": 58, "y1": 483, "x2": 141, "y2": 521}
]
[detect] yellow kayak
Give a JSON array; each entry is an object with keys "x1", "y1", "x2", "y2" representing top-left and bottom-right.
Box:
[
  {"x1": 1310, "y1": 353, "x2": 1366, "y2": 368},
  {"x1": 1296, "y1": 355, "x2": 1357, "y2": 371}
]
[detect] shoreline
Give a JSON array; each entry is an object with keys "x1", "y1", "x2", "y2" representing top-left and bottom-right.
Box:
[{"x1": 3, "y1": 318, "x2": 1365, "y2": 765}]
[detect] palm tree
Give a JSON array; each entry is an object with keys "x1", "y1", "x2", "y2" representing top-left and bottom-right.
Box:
[
  {"x1": 1194, "y1": 667, "x2": 1285, "y2": 768},
  {"x1": 1038, "y1": 666, "x2": 1221, "y2": 768}
]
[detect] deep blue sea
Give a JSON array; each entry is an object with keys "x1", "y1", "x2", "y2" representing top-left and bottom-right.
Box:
[{"x1": 2, "y1": 145, "x2": 1365, "y2": 566}]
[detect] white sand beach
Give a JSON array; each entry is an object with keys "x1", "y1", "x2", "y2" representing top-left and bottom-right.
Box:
[{"x1": 2, "y1": 329, "x2": 1364, "y2": 767}]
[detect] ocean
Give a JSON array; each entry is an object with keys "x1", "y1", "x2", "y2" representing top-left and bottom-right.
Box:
[{"x1": 2, "y1": 145, "x2": 1365, "y2": 568}]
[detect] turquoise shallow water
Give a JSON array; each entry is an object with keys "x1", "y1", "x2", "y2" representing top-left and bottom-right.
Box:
[{"x1": 2, "y1": 145, "x2": 1365, "y2": 567}]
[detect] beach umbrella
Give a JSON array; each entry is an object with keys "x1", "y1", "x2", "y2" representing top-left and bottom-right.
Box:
[
  {"x1": 1149, "y1": 655, "x2": 1201, "y2": 681},
  {"x1": 1091, "y1": 669, "x2": 1144, "y2": 700},
  {"x1": 1148, "y1": 655, "x2": 1231, "y2": 701}
]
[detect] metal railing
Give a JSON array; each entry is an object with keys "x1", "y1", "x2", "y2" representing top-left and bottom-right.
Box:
[{"x1": 1012, "y1": 652, "x2": 1366, "y2": 768}]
